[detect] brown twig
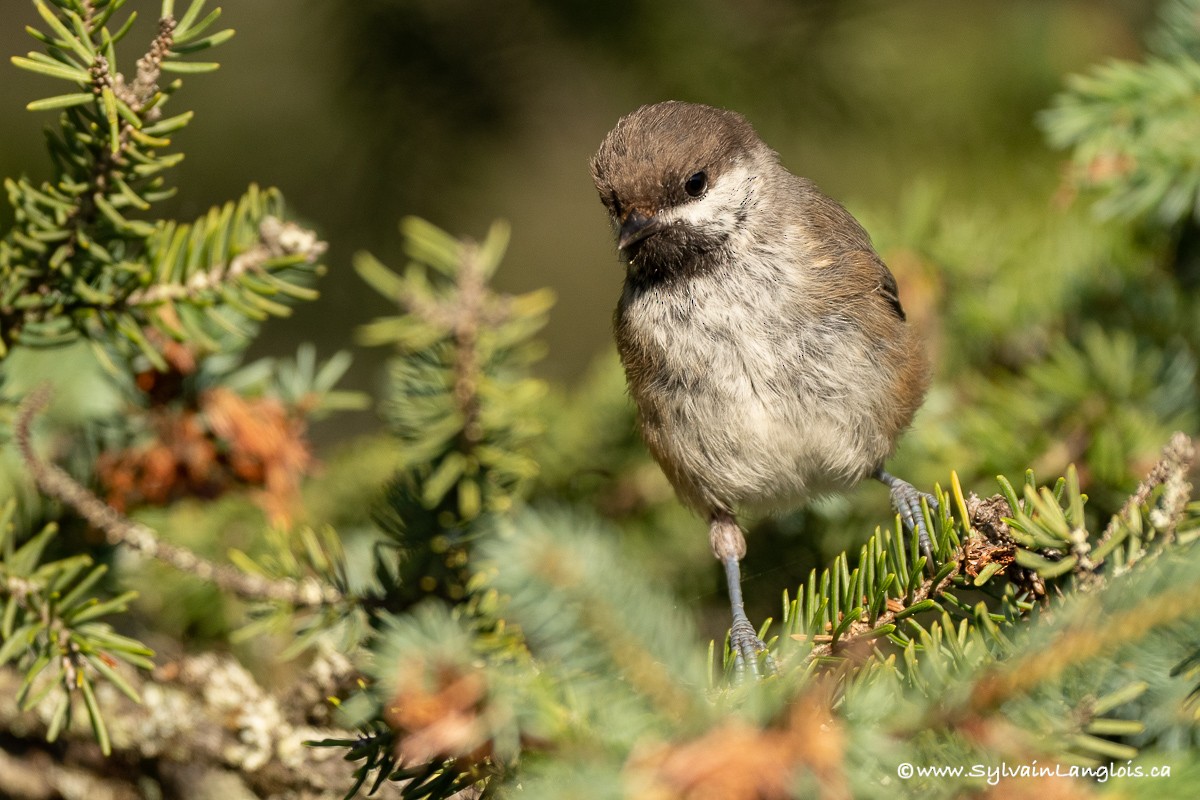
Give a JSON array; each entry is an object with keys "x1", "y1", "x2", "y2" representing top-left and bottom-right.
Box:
[
  {"x1": 809, "y1": 432, "x2": 1197, "y2": 661},
  {"x1": 450, "y1": 243, "x2": 485, "y2": 445},
  {"x1": 392, "y1": 240, "x2": 512, "y2": 448},
  {"x1": 804, "y1": 562, "x2": 961, "y2": 661},
  {"x1": 1087, "y1": 431, "x2": 1195, "y2": 579},
  {"x1": 969, "y1": 572, "x2": 1200, "y2": 714},
  {"x1": 125, "y1": 216, "x2": 327, "y2": 307},
  {"x1": 0, "y1": 652, "x2": 385, "y2": 799},
  {"x1": 113, "y1": 15, "x2": 175, "y2": 115},
  {"x1": 45, "y1": 15, "x2": 178, "y2": 283},
  {"x1": 14, "y1": 385, "x2": 342, "y2": 608}
]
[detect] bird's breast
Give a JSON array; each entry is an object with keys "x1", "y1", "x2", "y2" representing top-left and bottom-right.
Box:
[{"x1": 614, "y1": 263, "x2": 895, "y2": 511}]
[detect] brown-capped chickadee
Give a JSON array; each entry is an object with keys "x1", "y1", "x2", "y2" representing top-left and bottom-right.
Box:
[{"x1": 591, "y1": 101, "x2": 933, "y2": 676}]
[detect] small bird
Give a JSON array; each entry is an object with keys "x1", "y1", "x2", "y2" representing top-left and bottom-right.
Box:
[{"x1": 590, "y1": 101, "x2": 933, "y2": 676}]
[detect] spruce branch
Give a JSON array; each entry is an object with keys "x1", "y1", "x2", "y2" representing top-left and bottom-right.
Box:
[
  {"x1": 1005, "y1": 432, "x2": 1197, "y2": 591},
  {"x1": 56, "y1": 12, "x2": 178, "y2": 266},
  {"x1": 780, "y1": 432, "x2": 1197, "y2": 679},
  {"x1": 803, "y1": 561, "x2": 961, "y2": 659},
  {"x1": 14, "y1": 385, "x2": 343, "y2": 609},
  {"x1": 0, "y1": 651, "x2": 381, "y2": 799},
  {"x1": 114, "y1": 15, "x2": 176, "y2": 115},
  {"x1": 376, "y1": 221, "x2": 529, "y2": 451},
  {"x1": 968, "y1": 574, "x2": 1200, "y2": 716},
  {"x1": 1095, "y1": 431, "x2": 1195, "y2": 557},
  {"x1": 0, "y1": 498, "x2": 152, "y2": 755},
  {"x1": 357, "y1": 217, "x2": 552, "y2": 530},
  {"x1": 0, "y1": 1, "x2": 308, "y2": 361},
  {"x1": 126, "y1": 214, "x2": 327, "y2": 307},
  {"x1": 1040, "y1": 0, "x2": 1200, "y2": 226}
]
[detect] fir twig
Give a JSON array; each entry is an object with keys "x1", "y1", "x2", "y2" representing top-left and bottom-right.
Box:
[
  {"x1": 968, "y1": 558, "x2": 1200, "y2": 716},
  {"x1": 14, "y1": 385, "x2": 343, "y2": 608},
  {"x1": 1094, "y1": 431, "x2": 1195, "y2": 559},
  {"x1": 392, "y1": 237, "x2": 510, "y2": 447},
  {"x1": 58, "y1": 16, "x2": 177, "y2": 263},
  {"x1": 113, "y1": 16, "x2": 175, "y2": 114},
  {"x1": 0, "y1": 651, "x2": 366, "y2": 795},
  {"x1": 447, "y1": 243, "x2": 486, "y2": 447},
  {"x1": 125, "y1": 215, "x2": 327, "y2": 306},
  {"x1": 809, "y1": 562, "x2": 962, "y2": 658}
]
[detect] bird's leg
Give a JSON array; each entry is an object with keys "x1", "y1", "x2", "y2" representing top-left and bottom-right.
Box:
[
  {"x1": 874, "y1": 468, "x2": 937, "y2": 572},
  {"x1": 710, "y1": 511, "x2": 776, "y2": 680}
]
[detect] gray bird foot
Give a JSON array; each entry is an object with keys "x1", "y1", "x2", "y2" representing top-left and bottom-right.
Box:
[
  {"x1": 875, "y1": 469, "x2": 938, "y2": 573},
  {"x1": 713, "y1": 522, "x2": 777, "y2": 682},
  {"x1": 729, "y1": 612, "x2": 777, "y2": 682}
]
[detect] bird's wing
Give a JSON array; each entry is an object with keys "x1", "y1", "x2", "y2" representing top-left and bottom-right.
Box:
[
  {"x1": 791, "y1": 181, "x2": 908, "y2": 322},
  {"x1": 870, "y1": 255, "x2": 906, "y2": 321}
]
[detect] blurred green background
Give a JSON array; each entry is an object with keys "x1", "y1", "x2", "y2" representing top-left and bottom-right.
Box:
[
  {"x1": 4, "y1": 0, "x2": 1199, "y2": 680},
  {"x1": 0, "y1": 0, "x2": 1155, "y2": 443},
  {"x1": 7, "y1": 0, "x2": 1194, "y2": 630}
]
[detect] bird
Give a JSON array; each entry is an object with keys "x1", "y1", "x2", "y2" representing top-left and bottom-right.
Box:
[{"x1": 589, "y1": 100, "x2": 934, "y2": 677}]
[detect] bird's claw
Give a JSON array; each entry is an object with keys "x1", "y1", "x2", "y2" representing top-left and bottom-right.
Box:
[
  {"x1": 729, "y1": 615, "x2": 776, "y2": 682},
  {"x1": 877, "y1": 470, "x2": 938, "y2": 572}
]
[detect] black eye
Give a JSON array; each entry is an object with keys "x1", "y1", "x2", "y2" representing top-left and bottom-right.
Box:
[{"x1": 684, "y1": 171, "x2": 707, "y2": 198}]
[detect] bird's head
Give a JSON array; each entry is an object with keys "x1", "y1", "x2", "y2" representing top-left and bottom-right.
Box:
[{"x1": 590, "y1": 101, "x2": 775, "y2": 277}]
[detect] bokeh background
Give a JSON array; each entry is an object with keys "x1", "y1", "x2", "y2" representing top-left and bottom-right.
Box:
[
  {"x1": 0, "y1": 0, "x2": 1154, "y2": 420},
  {"x1": 4, "y1": 0, "x2": 1193, "y2": 641}
]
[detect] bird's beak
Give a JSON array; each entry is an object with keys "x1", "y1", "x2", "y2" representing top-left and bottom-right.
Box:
[{"x1": 618, "y1": 208, "x2": 663, "y2": 252}]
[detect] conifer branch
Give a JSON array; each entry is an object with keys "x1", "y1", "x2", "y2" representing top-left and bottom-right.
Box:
[
  {"x1": 14, "y1": 385, "x2": 343, "y2": 609},
  {"x1": 57, "y1": 14, "x2": 176, "y2": 265},
  {"x1": 976, "y1": 584, "x2": 1200, "y2": 713},
  {"x1": 114, "y1": 15, "x2": 175, "y2": 114},
  {"x1": 389, "y1": 235, "x2": 515, "y2": 448},
  {"x1": 0, "y1": 652, "x2": 368, "y2": 797},
  {"x1": 1097, "y1": 431, "x2": 1194, "y2": 554},
  {"x1": 357, "y1": 217, "x2": 552, "y2": 528},
  {"x1": 806, "y1": 562, "x2": 962, "y2": 658},
  {"x1": 125, "y1": 215, "x2": 326, "y2": 306},
  {"x1": 448, "y1": 244, "x2": 486, "y2": 447}
]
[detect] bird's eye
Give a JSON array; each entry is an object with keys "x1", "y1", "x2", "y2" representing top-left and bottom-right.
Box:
[
  {"x1": 609, "y1": 191, "x2": 623, "y2": 217},
  {"x1": 684, "y1": 171, "x2": 708, "y2": 198}
]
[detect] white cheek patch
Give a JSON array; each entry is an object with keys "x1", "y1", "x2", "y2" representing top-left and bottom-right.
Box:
[{"x1": 659, "y1": 165, "x2": 757, "y2": 235}]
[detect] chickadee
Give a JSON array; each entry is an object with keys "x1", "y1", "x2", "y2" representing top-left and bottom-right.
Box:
[{"x1": 590, "y1": 101, "x2": 933, "y2": 676}]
